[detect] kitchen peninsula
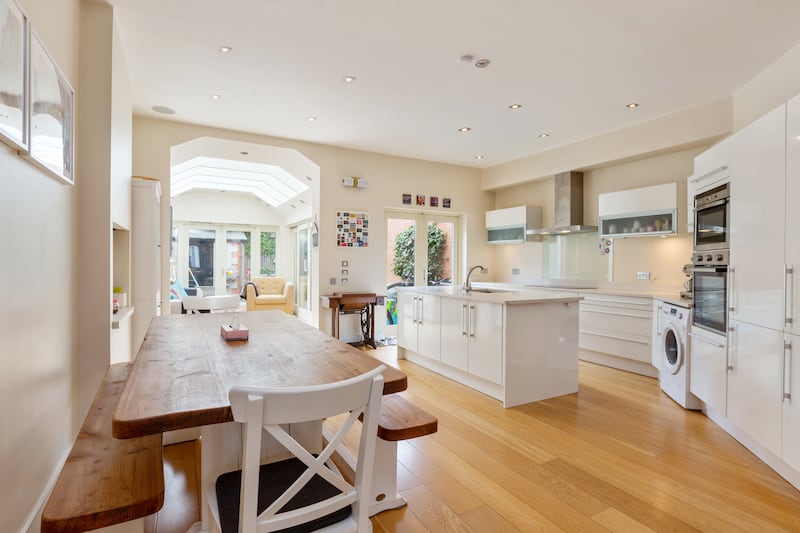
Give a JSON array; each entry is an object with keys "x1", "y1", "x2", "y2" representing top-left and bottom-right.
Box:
[{"x1": 397, "y1": 286, "x2": 582, "y2": 407}]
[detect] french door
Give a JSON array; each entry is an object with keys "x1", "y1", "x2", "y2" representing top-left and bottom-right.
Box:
[
  {"x1": 291, "y1": 222, "x2": 312, "y2": 321},
  {"x1": 385, "y1": 210, "x2": 459, "y2": 326}
]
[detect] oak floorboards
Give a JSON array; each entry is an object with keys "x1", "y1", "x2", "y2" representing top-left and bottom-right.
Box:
[{"x1": 153, "y1": 347, "x2": 800, "y2": 533}]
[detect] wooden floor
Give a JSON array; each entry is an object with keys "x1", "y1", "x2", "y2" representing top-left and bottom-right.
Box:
[{"x1": 150, "y1": 346, "x2": 800, "y2": 532}]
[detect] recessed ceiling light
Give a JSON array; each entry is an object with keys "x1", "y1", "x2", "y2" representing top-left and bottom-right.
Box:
[
  {"x1": 152, "y1": 105, "x2": 176, "y2": 115},
  {"x1": 306, "y1": 176, "x2": 313, "y2": 181},
  {"x1": 307, "y1": 116, "x2": 317, "y2": 122},
  {"x1": 458, "y1": 127, "x2": 471, "y2": 133},
  {"x1": 219, "y1": 45, "x2": 232, "y2": 53},
  {"x1": 538, "y1": 133, "x2": 550, "y2": 138},
  {"x1": 475, "y1": 155, "x2": 484, "y2": 160},
  {"x1": 626, "y1": 102, "x2": 639, "y2": 109},
  {"x1": 508, "y1": 104, "x2": 522, "y2": 110},
  {"x1": 475, "y1": 59, "x2": 491, "y2": 68},
  {"x1": 211, "y1": 94, "x2": 222, "y2": 100},
  {"x1": 240, "y1": 151, "x2": 248, "y2": 155},
  {"x1": 344, "y1": 75, "x2": 356, "y2": 82}
]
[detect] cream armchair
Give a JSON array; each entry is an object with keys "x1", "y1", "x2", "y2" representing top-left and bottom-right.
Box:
[{"x1": 245, "y1": 276, "x2": 294, "y2": 313}]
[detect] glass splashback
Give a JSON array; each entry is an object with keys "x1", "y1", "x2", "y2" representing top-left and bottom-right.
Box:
[{"x1": 542, "y1": 232, "x2": 612, "y2": 281}]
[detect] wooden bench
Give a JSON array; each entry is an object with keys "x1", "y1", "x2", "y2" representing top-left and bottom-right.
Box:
[
  {"x1": 326, "y1": 392, "x2": 438, "y2": 516},
  {"x1": 41, "y1": 363, "x2": 165, "y2": 533}
]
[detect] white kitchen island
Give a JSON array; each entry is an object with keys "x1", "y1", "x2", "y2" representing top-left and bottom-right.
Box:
[{"x1": 397, "y1": 286, "x2": 582, "y2": 407}]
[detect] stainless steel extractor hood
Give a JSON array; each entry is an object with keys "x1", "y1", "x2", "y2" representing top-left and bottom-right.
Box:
[{"x1": 526, "y1": 171, "x2": 598, "y2": 240}]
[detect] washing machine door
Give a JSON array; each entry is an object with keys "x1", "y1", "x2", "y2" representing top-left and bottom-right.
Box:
[{"x1": 662, "y1": 325, "x2": 684, "y2": 375}]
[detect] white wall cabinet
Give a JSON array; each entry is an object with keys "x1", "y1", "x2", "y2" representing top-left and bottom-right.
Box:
[
  {"x1": 692, "y1": 136, "x2": 732, "y2": 193},
  {"x1": 729, "y1": 103, "x2": 786, "y2": 332},
  {"x1": 397, "y1": 291, "x2": 441, "y2": 360},
  {"x1": 131, "y1": 178, "x2": 161, "y2": 355},
  {"x1": 598, "y1": 183, "x2": 677, "y2": 238},
  {"x1": 786, "y1": 95, "x2": 800, "y2": 337},
  {"x1": 688, "y1": 327, "x2": 727, "y2": 413}
]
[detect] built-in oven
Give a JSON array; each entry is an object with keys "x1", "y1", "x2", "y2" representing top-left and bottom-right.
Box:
[
  {"x1": 691, "y1": 249, "x2": 728, "y2": 336},
  {"x1": 694, "y1": 182, "x2": 730, "y2": 252}
]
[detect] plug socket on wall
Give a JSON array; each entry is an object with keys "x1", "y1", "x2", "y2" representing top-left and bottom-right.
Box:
[
  {"x1": 636, "y1": 271, "x2": 651, "y2": 280},
  {"x1": 512, "y1": 268, "x2": 521, "y2": 275}
]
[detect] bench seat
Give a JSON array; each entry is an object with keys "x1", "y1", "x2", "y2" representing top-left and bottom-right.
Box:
[{"x1": 41, "y1": 363, "x2": 165, "y2": 533}]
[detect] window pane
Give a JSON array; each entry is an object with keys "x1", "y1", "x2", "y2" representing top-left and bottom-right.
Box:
[{"x1": 260, "y1": 231, "x2": 277, "y2": 276}]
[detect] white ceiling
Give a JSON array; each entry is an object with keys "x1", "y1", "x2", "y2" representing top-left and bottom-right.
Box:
[{"x1": 109, "y1": 0, "x2": 800, "y2": 168}]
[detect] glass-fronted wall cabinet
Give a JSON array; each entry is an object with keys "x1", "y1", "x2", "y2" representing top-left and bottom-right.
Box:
[{"x1": 598, "y1": 183, "x2": 678, "y2": 238}]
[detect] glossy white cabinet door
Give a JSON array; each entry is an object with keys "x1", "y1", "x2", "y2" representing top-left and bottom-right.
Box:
[
  {"x1": 688, "y1": 327, "x2": 727, "y2": 413},
  {"x1": 467, "y1": 301, "x2": 504, "y2": 384},
  {"x1": 440, "y1": 298, "x2": 469, "y2": 371},
  {"x1": 417, "y1": 294, "x2": 441, "y2": 360},
  {"x1": 783, "y1": 333, "x2": 800, "y2": 470},
  {"x1": 729, "y1": 104, "x2": 786, "y2": 331},
  {"x1": 692, "y1": 135, "x2": 732, "y2": 193},
  {"x1": 786, "y1": 96, "x2": 800, "y2": 336},
  {"x1": 396, "y1": 291, "x2": 417, "y2": 352},
  {"x1": 727, "y1": 320, "x2": 783, "y2": 457}
]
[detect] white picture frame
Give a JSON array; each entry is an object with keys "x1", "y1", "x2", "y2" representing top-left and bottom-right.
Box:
[
  {"x1": 26, "y1": 30, "x2": 73, "y2": 184},
  {"x1": 0, "y1": 0, "x2": 29, "y2": 152}
]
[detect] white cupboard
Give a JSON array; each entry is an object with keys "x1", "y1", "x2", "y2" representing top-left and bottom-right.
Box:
[
  {"x1": 440, "y1": 298, "x2": 504, "y2": 383},
  {"x1": 786, "y1": 95, "x2": 800, "y2": 337},
  {"x1": 783, "y1": 333, "x2": 800, "y2": 471},
  {"x1": 440, "y1": 298, "x2": 469, "y2": 371},
  {"x1": 692, "y1": 135, "x2": 732, "y2": 193},
  {"x1": 688, "y1": 327, "x2": 727, "y2": 413},
  {"x1": 131, "y1": 178, "x2": 161, "y2": 355},
  {"x1": 397, "y1": 291, "x2": 441, "y2": 360}
]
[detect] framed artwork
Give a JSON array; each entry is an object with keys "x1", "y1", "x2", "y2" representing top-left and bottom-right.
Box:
[
  {"x1": 416, "y1": 194, "x2": 425, "y2": 206},
  {"x1": 336, "y1": 211, "x2": 369, "y2": 247},
  {"x1": 0, "y1": 0, "x2": 28, "y2": 151},
  {"x1": 26, "y1": 31, "x2": 74, "y2": 184},
  {"x1": 429, "y1": 196, "x2": 439, "y2": 207},
  {"x1": 402, "y1": 193, "x2": 411, "y2": 205},
  {"x1": 443, "y1": 198, "x2": 451, "y2": 208}
]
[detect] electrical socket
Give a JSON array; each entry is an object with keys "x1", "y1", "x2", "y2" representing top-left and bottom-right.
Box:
[
  {"x1": 636, "y1": 271, "x2": 651, "y2": 280},
  {"x1": 512, "y1": 268, "x2": 521, "y2": 275},
  {"x1": 330, "y1": 277, "x2": 337, "y2": 285}
]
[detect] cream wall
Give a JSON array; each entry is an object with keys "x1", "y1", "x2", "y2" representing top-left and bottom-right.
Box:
[
  {"x1": 172, "y1": 190, "x2": 286, "y2": 226},
  {"x1": 493, "y1": 147, "x2": 703, "y2": 287},
  {"x1": 734, "y1": 42, "x2": 800, "y2": 130},
  {"x1": 0, "y1": 1, "x2": 80, "y2": 532},
  {"x1": 132, "y1": 117, "x2": 492, "y2": 339}
]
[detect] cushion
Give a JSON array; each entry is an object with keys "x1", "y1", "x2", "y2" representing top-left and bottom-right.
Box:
[
  {"x1": 256, "y1": 294, "x2": 286, "y2": 304},
  {"x1": 255, "y1": 277, "x2": 286, "y2": 295},
  {"x1": 215, "y1": 458, "x2": 351, "y2": 533},
  {"x1": 170, "y1": 280, "x2": 189, "y2": 299}
]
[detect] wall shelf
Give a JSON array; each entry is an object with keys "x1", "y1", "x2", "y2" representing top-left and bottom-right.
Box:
[{"x1": 111, "y1": 306, "x2": 134, "y2": 329}]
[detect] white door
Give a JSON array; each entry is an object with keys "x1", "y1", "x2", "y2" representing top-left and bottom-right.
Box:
[
  {"x1": 688, "y1": 327, "x2": 727, "y2": 413},
  {"x1": 783, "y1": 333, "x2": 800, "y2": 470},
  {"x1": 440, "y1": 298, "x2": 469, "y2": 371},
  {"x1": 786, "y1": 95, "x2": 800, "y2": 336},
  {"x1": 468, "y1": 301, "x2": 504, "y2": 384},
  {"x1": 729, "y1": 104, "x2": 786, "y2": 331},
  {"x1": 727, "y1": 319, "x2": 783, "y2": 457}
]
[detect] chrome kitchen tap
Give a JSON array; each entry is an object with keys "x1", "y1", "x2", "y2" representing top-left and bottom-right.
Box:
[{"x1": 464, "y1": 265, "x2": 488, "y2": 291}]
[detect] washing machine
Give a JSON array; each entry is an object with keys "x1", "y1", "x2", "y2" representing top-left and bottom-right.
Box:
[{"x1": 659, "y1": 301, "x2": 701, "y2": 410}]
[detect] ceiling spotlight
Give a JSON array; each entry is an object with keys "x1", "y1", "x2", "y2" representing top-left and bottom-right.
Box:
[
  {"x1": 219, "y1": 45, "x2": 232, "y2": 53},
  {"x1": 307, "y1": 116, "x2": 317, "y2": 122},
  {"x1": 475, "y1": 155, "x2": 484, "y2": 160},
  {"x1": 475, "y1": 58, "x2": 491, "y2": 68},
  {"x1": 151, "y1": 105, "x2": 176, "y2": 115},
  {"x1": 211, "y1": 94, "x2": 222, "y2": 100},
  {"x1": 626, "y1": 102, "x2": 639, "y2": 109},
  {"x1": 458, "y1": 54, "x2": 474, "y2": 65},
  {"x1": 344, "y1": 75, "x2": 356, "y2": 82},
  {"x1": 538, "y1": 133, "x2": 550, "y2": 138},
  {"x1": 458, "y1": 127, "x2": 471, "y2": 133},
  {"x1": 508, "y1": 104, "x2": 522, "y2": 110},
  {"x1": 240, "y1": 151, "x2": 249, "y2": 155}
]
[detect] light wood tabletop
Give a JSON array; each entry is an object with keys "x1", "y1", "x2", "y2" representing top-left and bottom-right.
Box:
[{"x1": 113, "y1": 311, "x2": 406, "y2": 439}]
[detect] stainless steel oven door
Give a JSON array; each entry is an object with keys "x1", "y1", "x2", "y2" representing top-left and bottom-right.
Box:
[
  {"x1": 694, "y1": 197, "x2": 729, "y2": 251},
  {"x1": 691, "y1": 265, "x2": 728, "y2": 336}
]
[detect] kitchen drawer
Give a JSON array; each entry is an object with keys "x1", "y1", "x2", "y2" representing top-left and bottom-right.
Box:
[
  {"x1": 580, "y1": 304, "x2": 651, "y2": 333},
  {"x1": 580, "y1": 330, "x2": 651, "y2": 362},
  {"x1": 580, "y1": 293, "x2": 652, "y2": 311}
]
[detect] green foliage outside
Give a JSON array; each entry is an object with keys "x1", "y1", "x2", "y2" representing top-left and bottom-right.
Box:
[
  {"x1": 243, "y1": 232, "x2": 277, "y2": 276},
  {"x1": 392, "y1": 224, "x2": 447, "y2": 283}
]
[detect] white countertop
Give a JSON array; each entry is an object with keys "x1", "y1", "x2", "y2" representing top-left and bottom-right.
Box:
[{"x1": 397, "y1": 284, "x2": 582, "y2": 304}]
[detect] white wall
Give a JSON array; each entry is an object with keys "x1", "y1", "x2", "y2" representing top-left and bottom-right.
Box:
[
  {"x1": 734, "y1": 42, "x2": 800, "y2": 130},
  {"x1": 0, "y1": 1, "x2": 80, "y2": 532},
  {"x1": 132, "y1": 117, "x2": 493, "y2": 339},
  {"x1": 172, "y1": 190, "x2": 286, "y2": 226}
]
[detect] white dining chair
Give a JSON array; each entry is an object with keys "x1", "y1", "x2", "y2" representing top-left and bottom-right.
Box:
[{"x1": 205, "y1": 365, "x2": 385, "y2": 533}]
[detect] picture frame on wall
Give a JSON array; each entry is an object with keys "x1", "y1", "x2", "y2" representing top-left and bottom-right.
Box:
[
  {"x1": 0, "y1": 0, "x2": 29, "y2": 152},
  {"x1": 26, "y1": 30, "x2": 74, "y2": 184}
]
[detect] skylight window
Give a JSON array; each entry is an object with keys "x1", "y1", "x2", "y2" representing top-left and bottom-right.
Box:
[{"x1": 170, "y1": 156, "x2": 309, "y2": 206}]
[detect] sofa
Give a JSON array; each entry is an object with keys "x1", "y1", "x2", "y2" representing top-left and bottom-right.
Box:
[{"x1": 245, "y1": 276, "x2": 294, "y2": 313}]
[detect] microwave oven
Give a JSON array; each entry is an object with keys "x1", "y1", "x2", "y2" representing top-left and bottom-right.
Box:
[{"x1": 694, "y1": 182, "x2": 730, "y2": 252}]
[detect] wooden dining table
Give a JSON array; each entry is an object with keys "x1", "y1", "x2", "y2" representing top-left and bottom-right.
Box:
[{"x1": 112, "y1": 310, "x2": 408, "y2": 529}]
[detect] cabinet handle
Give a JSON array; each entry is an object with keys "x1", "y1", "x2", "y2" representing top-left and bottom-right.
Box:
[
  {"x1": 687, "y1": 331, "x2": 725, "y2": 348},
  {"x1": 469, "y1": 304, "x2": 476, "y2": 338},
  {"x1": 786, "y1": 265, "x2": 795, "y2": 327},
  {"x1": 727, "y1": 326, "x2": 735, "y2": 371},
  {"x1": 412, "y1": 296, "x2": 417, "y2": 324},
  {"x1": 728, "y1": 266, "x2": 735, "y2": 313},
  {"x1": 784, "y1": 340, "x2": 793, "y2": 401},
  {"x1": 418, "y1": 297, "x2": 424, "y2": 325},
  {"x1": 690, "y1": 164, "x2": 728, "y2": 184},
  {"x1": 461, "y1": 303, "x2": 467, "y2": 336}
]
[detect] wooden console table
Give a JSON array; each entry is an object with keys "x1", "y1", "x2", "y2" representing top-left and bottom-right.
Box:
[{"x1": 320, "y1": 292, "x2": 384, "y2": 349}]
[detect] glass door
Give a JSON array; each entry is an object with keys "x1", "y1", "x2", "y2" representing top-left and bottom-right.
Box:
[
  {"x1": 187, "y1": 227, "x2": 216, "y2": 293},
  {"x1": 294, "y1": 223, "x2": 311, "y2": 313},
  {"x1": 224, "y1": 229, "x2": 251, "y2": 295}
]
